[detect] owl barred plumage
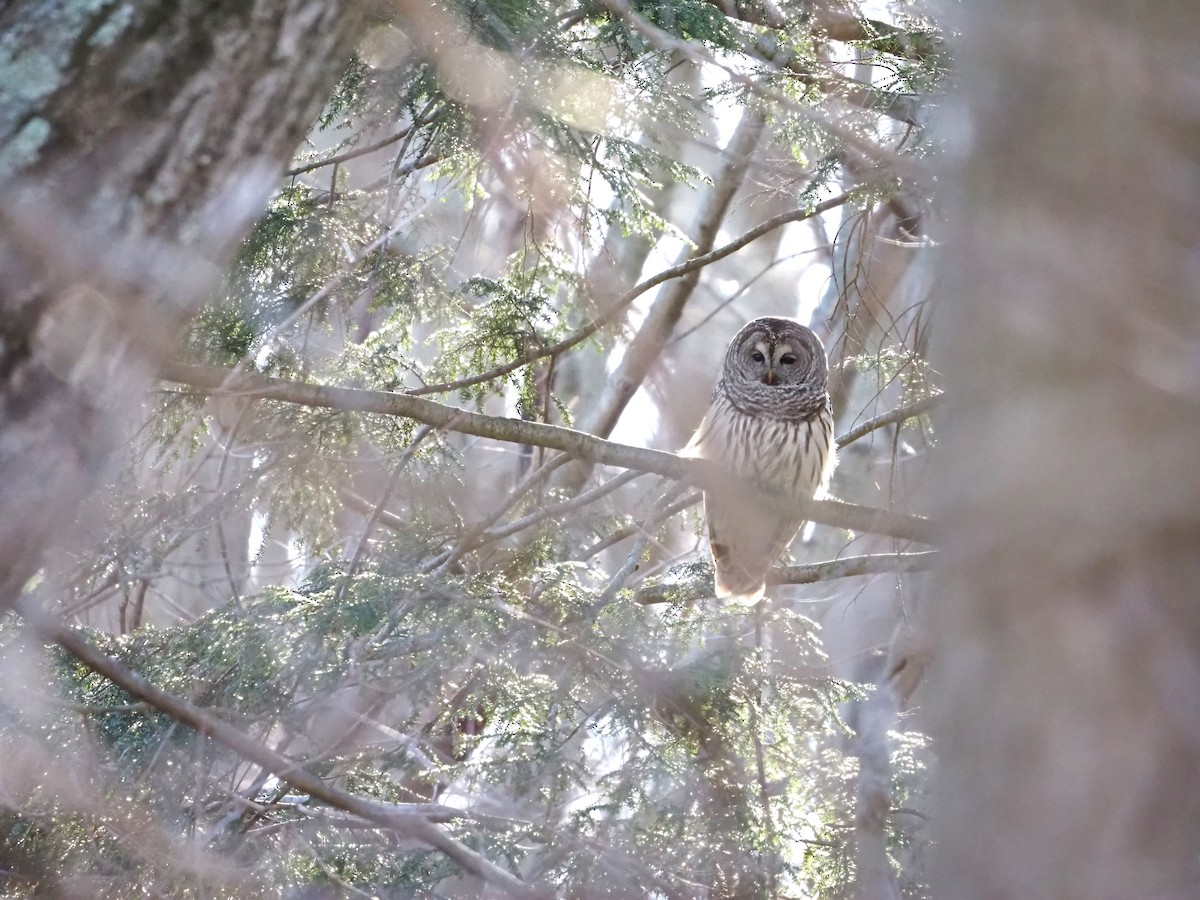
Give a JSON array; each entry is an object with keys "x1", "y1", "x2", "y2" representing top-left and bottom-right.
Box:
[{"x1": 683, "y1": 316, "x2": 836, "y2": 603}]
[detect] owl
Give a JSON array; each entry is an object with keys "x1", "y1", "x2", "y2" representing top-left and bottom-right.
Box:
[{"x1": 683, "y1": 316, "x2": 836, "y2": 603}]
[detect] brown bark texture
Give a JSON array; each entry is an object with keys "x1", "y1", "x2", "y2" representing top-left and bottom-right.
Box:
[
  {"x1": 929, "y1": 2, "x2": 1200, "y2": 897},
  {"x1": 0, "y1": 0, "x2": 367, "y2": 609}
]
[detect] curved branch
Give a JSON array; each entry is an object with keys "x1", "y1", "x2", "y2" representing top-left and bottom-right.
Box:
[{"x1": 159, "y1": 362, "x2": 939, "y2": 544}]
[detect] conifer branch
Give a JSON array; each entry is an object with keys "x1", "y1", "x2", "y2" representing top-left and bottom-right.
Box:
[{"x1": 17, "y1": 597, "x2": 544, "y2": 899}]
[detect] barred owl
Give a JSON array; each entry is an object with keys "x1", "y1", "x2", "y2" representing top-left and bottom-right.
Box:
[{"x1": 683, "y1": 316, "x2": 836, "y2": 603}]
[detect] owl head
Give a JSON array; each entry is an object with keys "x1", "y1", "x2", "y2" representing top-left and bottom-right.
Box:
[{"x1": 721, "y1": 316, "x2": 829, "y2": 418}]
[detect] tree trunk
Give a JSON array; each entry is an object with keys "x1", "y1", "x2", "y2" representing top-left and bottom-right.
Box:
[
  {"x1": 0, "y1": 0, "x2": 367, "y2": 609},
  {"x1": 930, "y1": 2, "x2": 1200, "y2": 896}
]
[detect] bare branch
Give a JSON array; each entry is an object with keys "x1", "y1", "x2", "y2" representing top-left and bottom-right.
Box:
[
  {"x1": 574, "y1": 397, "x2": 942, "y2": 559},
  {"x1": 158, "y1": 362, "x2": 939, "y2": 544},
  {"x1": 578, "y1": 107, "x2": 768, "y2": 442},
  {"x1": 768, "y1": 550, "x2": 940, "y2": 585},
  {"x1": 836, "y1": 393, "x2": 943, "y2": 448},
  {"x1": 284, "y1": 107, "x2": 441, "y2": 177},
  {"x1": 576, "y1": 491, "x2": 703, "y2": 560},
  {"x1": 699, "y1": 0, "x2": 940, "y2": 62},
  {"x1": 810, "y1": 10, "x2": 940, "y2": 62},
  {"x1": 421, "y1": 455, "x2": 576, "y2": 572}
]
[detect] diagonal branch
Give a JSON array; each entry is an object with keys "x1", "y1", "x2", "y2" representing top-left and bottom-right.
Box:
[
  {"x1": 577, "y1": 106, "x2": 768, "y2": 442},
  {"x1": 836, "y1": 393, "x2": 943, "y2": 447},
  {"x1": 406, "y1": 191, "x2": 855, "y2": 397},
  {"x1": 16, "y1": 597, "x2": 543, "y2": 899},
  {"x1": 159, "y1": 361, "x2": 938, "y2": 544},
  {"x1": 284, "y1": 106, "x2": 443, "y2": 177}
]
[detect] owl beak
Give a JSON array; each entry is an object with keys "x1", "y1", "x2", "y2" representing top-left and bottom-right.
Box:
[{"x1": 763, "y1": 370, "x2": 777, "y2": 386}]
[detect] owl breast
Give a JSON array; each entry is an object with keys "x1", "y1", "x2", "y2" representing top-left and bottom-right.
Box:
[{"x1": 694, "y1": 390, "x2": 835, "y2": 500}]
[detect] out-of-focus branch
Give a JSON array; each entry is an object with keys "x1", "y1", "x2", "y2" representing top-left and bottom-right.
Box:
[
  {"x1": 160, "y1": 361, "x2": 939, "y2": 544},
  {"x1": 0, "y1": 0, "x2": 369, "y2": 614},
  {"x1": 770, "y1": 550, "x2": 939, "y2": 585},
  {"x1": 699, "y1": 0, "x2": 940, "y2": 61},
  {"x1": 17, "y1": 598, "x2": 543, "y2": 900}
]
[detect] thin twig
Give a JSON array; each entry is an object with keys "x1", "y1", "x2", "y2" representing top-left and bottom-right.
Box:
[
  {"x1": 336, "y1": 425, "x2": 434, "y2": 604},
  {"x1": 574, "y1": 490, "x2": 702, "y2": 560},
  {"x1": 423, "y1": 454, "x2": 574, "y2": 573},
  {"x1": 836, "y1": 394, "x2": 943, "y2": 448},
  {"x1": 473, "y1": 470, "x2": 647, "y2": 545},
  {"x1": 284, "y1": 110, "x2": 440, "y2": 178}
]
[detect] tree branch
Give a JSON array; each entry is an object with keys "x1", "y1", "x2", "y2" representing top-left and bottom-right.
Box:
[
  {"x1": 572, "y1": 398, "x2": 939, "y2": 557},
  {"x1": 159, "y1": 361, "x2": 939, "y2": 545},
  {"x1": 283, "y1": 108, "x2": 442, "y2": 177},
  {"x1": 577, "y1": 107, "x2": 768, "y2": 442},
  {"x1": 599, "y1": 0, "x2": 919, "y2": 176},
  {"x1": 700, "y1": 0, "x2": 940, "y2": 62},
  {"x1": 633, "y1": 551, "x2": 939, "y2": 604},
  {"x1": 769, "y1": 550, "x2": 940, "y2": 585},
  {"x1": 16, "y1": 597, "x2": 543, "y2": 900},
  {"x1": 406, "y1": 191, "x2": 855, "y2": 397},
  {"x1": 836, "y1": 393, "x2": 943, "y2": 447}
]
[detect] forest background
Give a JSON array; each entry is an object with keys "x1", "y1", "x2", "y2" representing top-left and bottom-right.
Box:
[{"x1": 1, "y1": 1, "x2": 1198, "y2": 898}]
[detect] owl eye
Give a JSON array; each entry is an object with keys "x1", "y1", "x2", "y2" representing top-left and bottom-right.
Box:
[
  {"x1": 780, "y1": 354, "x2": 797, "y2": 365},
  {"x1": 751, "y1": 350, "x2": 765, "y2": 364}
]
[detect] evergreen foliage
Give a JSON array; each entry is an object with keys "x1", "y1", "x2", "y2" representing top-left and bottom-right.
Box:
[{"x1": 4, "y1": 0, "x2": 945, "y2": 895}]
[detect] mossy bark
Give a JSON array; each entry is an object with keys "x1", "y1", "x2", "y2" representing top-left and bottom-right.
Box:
[{"x1": 0, "y1": 0, "x2": 367, "y2": 608}]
